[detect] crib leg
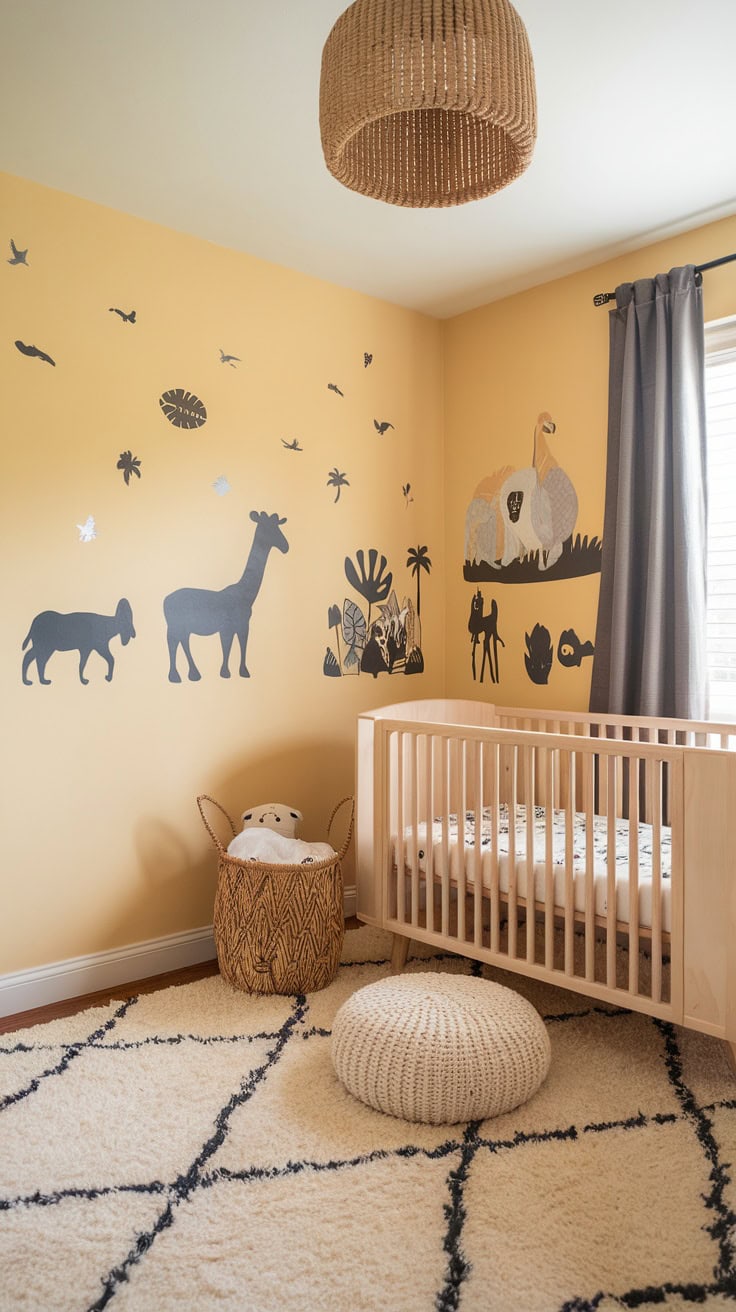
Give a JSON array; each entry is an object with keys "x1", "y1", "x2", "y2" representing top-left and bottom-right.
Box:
[
  {"x1": 390, "y1": 933, "x2": 411, "y2": 973},
  {"x1": 724, "y1": 1040, "x2": 736, "y2": 1078}
]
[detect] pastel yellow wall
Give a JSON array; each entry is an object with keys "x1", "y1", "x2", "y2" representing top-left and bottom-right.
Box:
[
  {"x1": 1, "y1": 172, "x2": 445, "y2": 975},
  {"x1": 4, "y1": 169, "x2": 735, "y2": 980},
  {"x1": 443, "y1": 214, "x2": 736, "y2": 711}
]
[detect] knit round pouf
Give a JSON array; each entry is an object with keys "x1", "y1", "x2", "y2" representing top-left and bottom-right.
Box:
[{"x1": 331, "y1": 972, "x2": 551, "y2": 1124}]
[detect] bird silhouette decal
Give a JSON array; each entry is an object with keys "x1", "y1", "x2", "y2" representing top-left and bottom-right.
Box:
[
  {"x1": 364, "y1": 352, "x2": 373, "y2": 367},
  {"x1": 219, "y1": 349, "x2": 240, "y2": 367},
  {"x1": 15, "y1": 340, "x2": 55, "y2": 366},
  {"x1": 109, "y1": 307, "x2": 136, "y2": 323},
  {"x1": 327, "y1": 382, "x2": 344, "y2": 397},
  {"x1": 8, "y1": 238, "x2": 28, "y2": 265},
  {"x1": 281, "y1": 438, "x2": 303, "y2": 451},
  {"x1": 374, "y1": 420, "x2": 394, "y2": 435}
]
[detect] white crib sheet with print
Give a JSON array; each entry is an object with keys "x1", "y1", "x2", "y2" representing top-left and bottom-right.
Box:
[{"x1": 392, "y1": 805, "x2": 671, "y2": 932}]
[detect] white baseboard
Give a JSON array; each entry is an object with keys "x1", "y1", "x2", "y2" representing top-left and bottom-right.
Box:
[
  {"x1": 0, "y1": 887, "x2": 358, "y2": 1020},
  {"x1": 0, "y1": 925, "x2": 217, "y2": 1020}
]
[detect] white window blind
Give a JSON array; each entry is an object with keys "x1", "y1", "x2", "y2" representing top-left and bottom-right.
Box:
[{"x1": 705, "y1": 316, "x2": 736, "y2": 720}]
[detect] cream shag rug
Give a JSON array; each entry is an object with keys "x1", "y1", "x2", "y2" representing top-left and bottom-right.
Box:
[{"x1": 2, "y1": 928, "x2": 736, "y2": 1312}]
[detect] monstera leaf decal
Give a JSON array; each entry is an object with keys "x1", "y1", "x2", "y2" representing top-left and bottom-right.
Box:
[
  {"x1": 342, "y1": 599, "x2": 367, "y2": 668},
  {"x1": 344, "y1": 549, "x2": 393, "y2": 629}
]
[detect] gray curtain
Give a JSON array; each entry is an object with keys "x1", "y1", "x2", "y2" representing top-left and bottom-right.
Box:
[{"x1": 589, "y1": 265, "x2": 708, "y2": 720}]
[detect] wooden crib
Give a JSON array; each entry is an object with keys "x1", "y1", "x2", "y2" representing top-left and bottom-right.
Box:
[{"x1": 356, "y1": 699, "x2": 736, "y2": 1062}]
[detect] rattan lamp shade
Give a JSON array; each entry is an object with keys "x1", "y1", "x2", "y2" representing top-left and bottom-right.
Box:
[{"x1": 319, "y1": 0, "x2": 537, "y2": 208}]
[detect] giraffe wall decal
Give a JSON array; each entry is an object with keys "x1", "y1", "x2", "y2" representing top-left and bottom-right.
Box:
[{"x1": 163, "y1": 511, "x2": 289, "y2": 682}]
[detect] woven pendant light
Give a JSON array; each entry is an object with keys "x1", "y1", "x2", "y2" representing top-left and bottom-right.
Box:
[{"x1": 319, "y1": 0, "x2": 537, "y2": 208}]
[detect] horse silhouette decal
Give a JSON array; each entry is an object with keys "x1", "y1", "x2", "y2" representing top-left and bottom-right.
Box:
[
  {"x1": 163, "y1": 510, "x2": 289, "y2": 682},
  {"x1": 22, "y1": 599, "x2": 136, "y2": 685}
]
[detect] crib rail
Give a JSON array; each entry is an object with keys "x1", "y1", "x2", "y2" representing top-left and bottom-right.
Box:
[{"x1": 360, "y1": 713, "x2": 685, "y2": 1022}]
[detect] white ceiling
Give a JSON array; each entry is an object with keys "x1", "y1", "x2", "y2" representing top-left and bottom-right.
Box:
[{"x1": 1, "y1": 0, "x2": 735, "y2": 319}]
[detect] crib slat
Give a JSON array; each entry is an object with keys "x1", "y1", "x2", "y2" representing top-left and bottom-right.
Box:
[
  {"x1": 473, "y1": 738, "x2": 483, "y2": 949},
  {"x1": 668, "y1": 755, "x2": 684, "y2": 1017},
  {"x1": 410, "y1": 733, "x2": 419, "y2": 928},
  {"x1": 441, "y1": 736, "x2": 450, "y2": 938},
  {"x1": 551, "y1": 722, "x2": 560, "y2": 807},
  {"x1": 628, "y1": 752, "x2": 640, "y2": 994},
  {"x1": 425, "y1": 733, "x2": 435, "y2": 935},
  {"x1": 458, "y1": 738, "x2": 467, "y2": 944},
  {"x1": 490, "y1": 741, "x2": 500, "y2": 953},
  {"x1": 525, "y1": 745, "x2": 535, "y2": 964},
  {"x1": 606, "y1": 753, "x2": 617, "y2": 988},
  {"x1": 564, "y1": 750, "x2": 575, "y2": 976},
  {"x1": 584, "y1": 752, "x2": 595, "y2": 982},
  {"x1": 508, "y1": 746, "x2": 519, "y2": 959},
  {"x1": 544, "y1": 748, "x2": 555, "y2": 970},
  {"x1": 613, "y1": 725, "x2": 624, "y2": 819},
  {"x1": 648, "y1": 757, "x2": 663, "y2": 1004},
  {"x1": 396, "y1": 731, "x2": 405, "y2": 925}
]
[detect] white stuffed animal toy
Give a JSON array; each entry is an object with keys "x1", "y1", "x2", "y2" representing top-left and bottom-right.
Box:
[
  {"x1": 226, "y1": 802, "x2": 336, "y2": 865},
  {"x1": 241, "y1": 803, "x2": 303, "y2": 837}
]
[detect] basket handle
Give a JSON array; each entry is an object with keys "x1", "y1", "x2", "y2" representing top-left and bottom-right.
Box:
[
  {"x1": 327, "y1": 796, "x2": 355, "y2": 860},
  {"x1": 196, "y1": 794, "x2": 238, "y2": 856}
]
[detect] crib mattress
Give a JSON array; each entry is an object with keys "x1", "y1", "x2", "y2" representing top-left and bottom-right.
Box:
[{"x1": 392, "y1": 805, "x2": 672, "y2": 933}]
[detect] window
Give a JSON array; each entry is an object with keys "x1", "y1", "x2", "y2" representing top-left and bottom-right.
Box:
[{"x1": 705, "y1": 316, "x2": 736, "y2": 720}]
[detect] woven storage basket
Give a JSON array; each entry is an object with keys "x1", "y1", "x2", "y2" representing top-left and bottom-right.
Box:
[{"x1": 197, "y1": 794, "x2": 353, "y2": 995}]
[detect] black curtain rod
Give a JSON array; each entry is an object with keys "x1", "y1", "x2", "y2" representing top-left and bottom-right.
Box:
[{"x1": 593, "y1": 252, "x2": 736, "y2": 306}]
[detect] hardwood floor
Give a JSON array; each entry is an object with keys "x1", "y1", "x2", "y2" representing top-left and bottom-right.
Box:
[
  {"x1": 0, "y1": 918, "x2": 363, "y2": 1036},
  {"x1": 0, "y1": 960, "x2": 221, "y2": 1036}
]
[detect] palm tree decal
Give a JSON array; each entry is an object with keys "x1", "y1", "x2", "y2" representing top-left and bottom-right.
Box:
[
  {"x1": 327, "y1": 468, "x2": 350, "y2": 502},
  {"x1": 407, "y1": 545, "x2": 432, "y2": 617},
  {"x1": 116, "y1": 451, "x2": 142, "y2": 485}
]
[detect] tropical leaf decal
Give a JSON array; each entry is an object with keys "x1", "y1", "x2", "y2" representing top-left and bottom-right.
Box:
[
  {"x1": 323, "y1": 647, "x2": 341, "y2": 677},
  {"x1": 159, "y1": 388, "x2": 207, "y2": 429},
  {"x1": 344, "y1": 549, "x2": 393, "y2": 628},
  {"x1": 342, "y1": 599, "x2": 367, "y2": 667}
]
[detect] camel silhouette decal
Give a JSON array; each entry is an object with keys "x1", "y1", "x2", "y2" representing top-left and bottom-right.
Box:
[{"x1": 163, "y1": 511, "x2": 289, "y2": 682}]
